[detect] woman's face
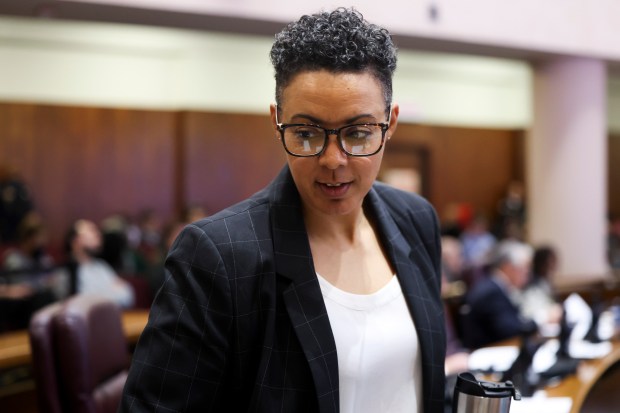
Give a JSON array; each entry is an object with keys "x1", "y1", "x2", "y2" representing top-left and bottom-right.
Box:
[{"x1": 270, "y1": 70, "x2": 399, "y2": 219}]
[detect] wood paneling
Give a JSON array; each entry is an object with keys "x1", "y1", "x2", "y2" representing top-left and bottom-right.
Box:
[
  {"x1": 384, "y1": 123, "x2": 524, "y2": 223},
  {"x1": 0, "y1": 103, "x2": 176, "y2": 245},
  {"x1": 182, "y1": 111, "x2": 286, "y2": 214},
  {"x1": 14, "y1": 101, "x2": 617, "y2": 249}
]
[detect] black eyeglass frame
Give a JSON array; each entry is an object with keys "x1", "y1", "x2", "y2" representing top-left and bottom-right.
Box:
[{"x1": 275, "y1": 105, "x2": 392, "y2": 157}]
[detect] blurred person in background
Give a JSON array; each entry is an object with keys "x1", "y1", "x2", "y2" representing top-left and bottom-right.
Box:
[
  {"x1": 459, "y1": 212, "x2": 496, "y2": 289},
  {"x1": 142, "y1": 206, "x2": 210, "y2": 299},
  {"x1": 440, "y1": 236, "x2": 470, "y2": 413},
  {"x1": 460, "y1": 212, "x2": 497, "y2": 271},
  {"x1": 65, "y1": 219, "x2": 134, "y2": 308},
  {"x1": 100, "y1": 213, "x2": 144, "y2": 275},
  {"x1": 494, "y1": 180, "x2": 526, "y2": 240},
  {"x1": 0, "y1": 163, "x2": 35, "y2": 244},
  {"x1": 520, "y1": 245, "x2": 563, "y2": 328},
  {"x1": 0, "y1": 213, "x2": 60, "y2": 330},
  {"x1": 136, "y1": 209, "x2": 163, "y2": 252},
  {"x1": 441, "y1": 235, "x2": 465, "y2": 285},
  {"x1": 3, "y1": 212, "x2": 54, "y2": 271},
  {"x1": 99, "y1": 215, "x2": 127, "y2": 270},
  {"x1": 460, "y1": 240, "x2": 538, "y2": 349},
  {"x1": 440, "y1": 236, "x2": 470, "y2": 375},
  {"x1": 141, "y1": 218, "x2": 188, "y2": 300}
]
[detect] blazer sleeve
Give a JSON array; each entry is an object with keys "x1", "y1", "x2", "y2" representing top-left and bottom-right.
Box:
[{"x1": 120, "y1": 224, "x2": 234, "y2": 412}]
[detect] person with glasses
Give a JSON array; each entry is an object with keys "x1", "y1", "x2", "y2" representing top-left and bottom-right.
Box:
[{"x1": 121, "y1": 7, "x2": 445, "y2": 413}]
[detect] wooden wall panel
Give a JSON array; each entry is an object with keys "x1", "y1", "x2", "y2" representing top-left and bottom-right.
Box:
[
  {"x1": 183, "y1": 112, "x2": 525, "y2": 225},
  {"x1": 0, "y1": 102, "x2": 526, "y2": 246},
  {"x1": 384, "y1": 124, "x2": 523, "y2": 223},
  {"x1": 183, "y1": 111, "x2": 286, "y2": 214},
  {"x1": 182, "y1": 112, "x2": 526, "y2": 226},
  {"x1": 0, "y1": 103, "x2": 177, "y2": 245},
  {"x1": 16, "y1": 100, "x2": 617, "y2": 250}
]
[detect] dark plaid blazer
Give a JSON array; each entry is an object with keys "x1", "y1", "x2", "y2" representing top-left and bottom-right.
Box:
[{"x1": 120, "y1": 166, "x2": 446, "y2": 413}]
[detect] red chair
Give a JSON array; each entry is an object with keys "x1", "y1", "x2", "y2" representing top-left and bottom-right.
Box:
[{"x1": 29, "y1": 295, "x2": 130, "y2": 413}]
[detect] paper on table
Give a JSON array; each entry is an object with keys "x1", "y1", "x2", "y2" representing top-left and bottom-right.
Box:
[
  {"x1": 569, "y1": 340, "x2": 612, "y2": 359},
  {"x1": 508, "y1": 393, "x2": 572, "y2": 413},
  {"x1": 531, "y1": 339, "x2": 559, "y2": 373},
  {"x1": 467, "y1": 346, "x2": 519, "y2": 372},
  {"x1": 564, "y1": 293, "x2": 592, "y2": 341}
]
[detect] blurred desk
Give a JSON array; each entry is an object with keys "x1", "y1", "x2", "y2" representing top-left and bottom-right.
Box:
[
  {"x1": 544, "y1": 338, "x2": 620, "y2": 413},
  {"x1": 0, "y1": 309, "x2": 149, "y2": 371},
  {"x1": 480, "y1": 334, "x2": 620, "y2": 413},
  {"x1": 0, "y1": 330, "x2": 30, "y2": 370},
  {"x1": 121, "y1": 309, "x2": 150, "y2": 343}
]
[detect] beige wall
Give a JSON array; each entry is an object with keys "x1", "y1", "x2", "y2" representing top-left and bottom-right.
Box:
[
  {"x1": 3, "y1": 15, "x2": 620, "y2": 131},
  {"x1": 71, "y1": 0, "x2": 620, "y2": 61},
  {"x1": 0, "y1": 16, "x2": 532, "y2": 128}
]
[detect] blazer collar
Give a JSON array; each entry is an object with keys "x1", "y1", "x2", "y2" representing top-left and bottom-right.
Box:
[
  {"x1": 363, "y1": 188, "x2": 414, "y2": 276},
  {"x1": 363, "y1": 187, "x2": 436, "y2": 348},
  {"x1": 366, "y1": 185, "x2": 445, "y2": 413},
  {"x1": 268, "y1": 166, "x2": 340, "y2": 413},
  {"x1": 268, "y1": 166, "x2": 315, "y2": 283}
]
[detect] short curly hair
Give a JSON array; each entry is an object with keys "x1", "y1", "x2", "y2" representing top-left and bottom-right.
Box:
[{"x1": 270, "y1": 8, "x2": 397, "y2": 113}]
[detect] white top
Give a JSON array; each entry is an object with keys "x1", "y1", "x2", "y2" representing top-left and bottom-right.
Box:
[
  {"x1": 77, "y1": 259, "x2": 135, "y2": 308},
  {"x1": 317, "y1": 273, "x2": 421, "y2": 413}
]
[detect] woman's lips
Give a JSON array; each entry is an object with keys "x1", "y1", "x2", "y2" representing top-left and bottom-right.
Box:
[{"x1": 318, "y1": 181, "x2": 351, "y2": 197}]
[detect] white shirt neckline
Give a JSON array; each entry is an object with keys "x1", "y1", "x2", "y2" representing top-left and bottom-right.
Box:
[{"x1": 316, "y1": 272, "x2": 400, "y2": 311}]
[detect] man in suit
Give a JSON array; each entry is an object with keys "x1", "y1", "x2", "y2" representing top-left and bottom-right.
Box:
[
  {"x1": 460, "y1": 240, "x2": 538, "y2": 349},
  {"x1": 120, "y1": 8, "x2": 446, "y2": 412}
]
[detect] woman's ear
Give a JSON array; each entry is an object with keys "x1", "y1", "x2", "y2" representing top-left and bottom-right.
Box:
[
  {"x1": 387, "y1": 103, "x2": 400, "y2": 140},
  {"x1": 270, "y1": 104, "x2": 279, "y2": 138}
]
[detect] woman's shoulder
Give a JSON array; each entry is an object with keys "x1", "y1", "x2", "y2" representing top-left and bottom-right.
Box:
[
  {"x1": 371, "y1": 181, "x2": 435, "y2": 214},
  {"x1": 178, "y1": 192, "x2": 273, "y2": 249}
]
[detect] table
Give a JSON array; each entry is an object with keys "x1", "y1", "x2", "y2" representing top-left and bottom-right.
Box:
[
  {"x1": 544, "y1": 339, "x2": 620, "y2": 413},
  {"x1": 484, "y1": 335, "x2": 620, "y2": 413}
]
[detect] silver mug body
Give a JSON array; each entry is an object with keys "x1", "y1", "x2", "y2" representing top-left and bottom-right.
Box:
[{"x1": 454, "y1": 393, "x2": 512, "y2": 413}]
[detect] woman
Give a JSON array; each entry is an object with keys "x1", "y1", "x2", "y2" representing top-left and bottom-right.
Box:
[{"x1": 121, "y1": 8, "x2": 445, "y2": 413}]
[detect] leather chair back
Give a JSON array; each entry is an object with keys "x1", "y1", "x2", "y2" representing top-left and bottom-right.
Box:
[
  {"x1": 29, "y1": 302, "x2": 64, "y2": 413},
  {"x1": 29, "y1": 295, "x2": 130, "y2": 413}
]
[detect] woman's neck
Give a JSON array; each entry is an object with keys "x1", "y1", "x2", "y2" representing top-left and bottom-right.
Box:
[{"x1": 303, "y1": 207, "x2": 367, "y2": 246}]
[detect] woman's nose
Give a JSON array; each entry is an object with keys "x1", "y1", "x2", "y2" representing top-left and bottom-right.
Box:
[{"x1": 318, "y1": 135, "x2": 347, "y2": 168}]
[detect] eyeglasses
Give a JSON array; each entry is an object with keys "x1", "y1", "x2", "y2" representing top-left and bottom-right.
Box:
[{"x1": 275, "y1": 107, "x2": 391, "y2": 157}]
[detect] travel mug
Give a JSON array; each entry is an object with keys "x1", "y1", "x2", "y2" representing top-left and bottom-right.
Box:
[{"x1": 453, "y1": 372, "x2": 521, "y2": 413}]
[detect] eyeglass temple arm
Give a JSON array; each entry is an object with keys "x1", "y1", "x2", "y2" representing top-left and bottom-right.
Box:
[{"x1": 274, "y1": 104, "x2": 282, "y2": 127}]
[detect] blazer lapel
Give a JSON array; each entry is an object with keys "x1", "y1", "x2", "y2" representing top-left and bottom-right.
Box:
[
  {"x1": 268, "y1": 167, "x2": 339, "y2": 413},
  {"x1": 364, "y1": 188, "x2": 444, "y2": 412}
]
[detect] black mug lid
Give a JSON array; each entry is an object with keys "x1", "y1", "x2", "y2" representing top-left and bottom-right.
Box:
[{"x1": 455, "y1": 372, "x2": 522, "y2": 400}]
